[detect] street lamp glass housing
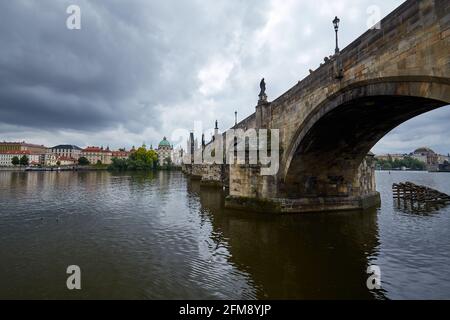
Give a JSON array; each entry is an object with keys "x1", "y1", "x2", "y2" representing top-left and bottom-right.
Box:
[{"x1": 333, "y1": 16, "x2": 340, "y2": 31}]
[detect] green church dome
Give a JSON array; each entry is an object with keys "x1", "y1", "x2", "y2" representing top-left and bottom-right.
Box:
[{"x1": 158, "y1": 137, "x2": 171, "y2": 147}]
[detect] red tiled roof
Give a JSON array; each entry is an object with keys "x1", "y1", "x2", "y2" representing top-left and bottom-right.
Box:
[{"x1": 0, "y1": 150, "x2": 32, "y2": 155}]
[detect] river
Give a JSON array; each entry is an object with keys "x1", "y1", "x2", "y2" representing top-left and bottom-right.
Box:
[{"x1": 0, "y1": 170, "x2": 449, "y2": 299}]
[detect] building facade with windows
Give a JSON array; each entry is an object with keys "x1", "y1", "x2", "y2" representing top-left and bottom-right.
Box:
[
  {"x1": 50, "y1": 145, "x2": 82, "y2": 161},
  {"x1": 438, "y1": 154, "x2": 450, "y2": 164},
  {"x1": 171, "y1": 147, "x2": 184, "y2": 166},
  {"x1": 0, "y1": 141, "x2": 48, "y2": 154},
  {"x1": 44, "y1": 153, "x2": 58, "y2": 166},
  {"x1": 0, "y1": 150, "x2": 40, "y2": 167},
  {"x1": 410, "y1": 147, "x2": 439, "y2": 170},
  {"x1": 111, "y1": 150, "x2": 130, "y2": 160},
  {"x1": 81, "y1": 146, "x2": 113, "y2": 165},
  {"x1": 157, "y1": 137, "x2": 173, "y2": 165},
  {"x1": 57, "y1": 156, "x2": 77, "y2": 166},
  {"x1": 375, "y1": 154, "x2": 407, "y2": 162}
]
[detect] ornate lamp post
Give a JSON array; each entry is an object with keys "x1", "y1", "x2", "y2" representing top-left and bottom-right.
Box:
[{"x1": 333, "y1": 16, "x2": 340, "y2": 55}]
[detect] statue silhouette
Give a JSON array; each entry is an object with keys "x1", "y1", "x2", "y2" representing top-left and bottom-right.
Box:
[
  {"x1": 258, "y1": 78, "x2": 267, "y2": 103},
  {"x1": 259, "y1": 78, "x2": 266, "y2": 96}
]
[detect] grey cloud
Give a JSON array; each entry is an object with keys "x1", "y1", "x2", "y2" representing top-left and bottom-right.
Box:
[
  {"x1": 0, "y1": 0, "x2": 449, "y2": 153},
  {"x1": 0, "y1": 0, "x2": 267, "y2": 135},
  {"x1": 374, "y1": 106, "x2": 450, "y2": 154}
]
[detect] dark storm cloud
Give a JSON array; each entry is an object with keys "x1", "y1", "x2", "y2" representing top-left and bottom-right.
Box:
[
  {"x1": 0, "y1": 0, "x2": 448, "y2": 152},
  {"x1": 0, "y1": 0, "x2": 159, "y2": 130},
  {"x1": 0, "y1": 0, "x2": 264, "y2": 133}
]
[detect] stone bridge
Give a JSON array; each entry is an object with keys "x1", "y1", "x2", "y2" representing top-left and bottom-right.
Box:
[{"x1": 183, "y1": 0, "x2": 450, "y2": 213}]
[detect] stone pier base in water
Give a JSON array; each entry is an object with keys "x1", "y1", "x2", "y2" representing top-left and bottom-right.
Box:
[{"x1": 225, "y1": 192, "x2": 381, "y2": 214}]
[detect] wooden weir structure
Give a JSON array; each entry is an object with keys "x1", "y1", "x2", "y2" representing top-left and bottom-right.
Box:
[{"x1": 392, "y1": 182, "x2": 450, "y2": 212}]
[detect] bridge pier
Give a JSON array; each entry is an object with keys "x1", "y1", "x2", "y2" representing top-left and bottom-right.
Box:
[
  {"x1": 225, "y1": 155, "x2": 380, "y2": 214},
  {"x1": 199, "y1": 164, "x2": 228, "y2": 188},
  {"x1": 181, "y1": 164, "x2": 201, "y2": 179},
  {"x1": 182, "y1": 163, "x2": 229, "y2": 187},
  {"x1": 225, "y1": 193, "x2": 381, "y2": 214}
]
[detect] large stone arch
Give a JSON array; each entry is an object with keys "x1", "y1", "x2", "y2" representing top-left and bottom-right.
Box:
[
  {"x1": 220, "y1": 0, "x2": 450, "y2": 213},
  {"x1": 281, "y1": 76, "x2": 450, "y2": 199}
]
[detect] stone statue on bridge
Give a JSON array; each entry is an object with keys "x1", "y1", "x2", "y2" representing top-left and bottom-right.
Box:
[{"x1": 258, "y1": 78, "x2": 267, "y2": 104}]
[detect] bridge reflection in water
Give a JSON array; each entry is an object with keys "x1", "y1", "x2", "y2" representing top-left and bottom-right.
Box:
[{"x1": 187, "y1": 179, "x2": 386, "y2": 299}]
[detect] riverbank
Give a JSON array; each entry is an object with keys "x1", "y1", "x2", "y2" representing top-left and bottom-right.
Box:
[
  {"x1": 1, "y1": 165, "x2": 183, "y2": 172},
  {"x1": 0, "y1": 165, "x2": 108, "y2": 172},
  {"x1": 376, "y1": 169, "x2": 450, "y2": 173},
  {"x1": 28, "y1": 165, "x2": 109, "y2": 171},
  {"x1": 0, "y1": 167, "x2": 26, "y2": 171}
]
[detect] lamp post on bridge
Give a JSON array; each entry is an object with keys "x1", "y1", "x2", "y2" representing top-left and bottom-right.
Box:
[
  {"x1": 332, "y1": 16, "x2": 344, "y2": 80},
  {"x1": 333, "y1": 16, "x2": 340, "y2": 55}
]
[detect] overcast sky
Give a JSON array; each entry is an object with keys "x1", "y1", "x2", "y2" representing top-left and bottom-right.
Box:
[{"x1": 0, "y1": 0, "x2": 448, "y2": 154}]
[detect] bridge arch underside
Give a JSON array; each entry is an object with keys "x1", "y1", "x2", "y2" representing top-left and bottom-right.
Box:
[{"x1": 282, "y1": 81, "x2": 449, "y2": 203}]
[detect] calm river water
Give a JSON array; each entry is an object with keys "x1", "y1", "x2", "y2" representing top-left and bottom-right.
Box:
[{"x1": 0, "y1": 170, "x2": 449, "y2": 299}]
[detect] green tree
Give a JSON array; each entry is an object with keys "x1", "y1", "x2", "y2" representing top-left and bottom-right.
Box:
[
  {"x1": 129, "y1": 146, "x2": 157, "y2": 169},
  {"x1": 78, "y1": 157, "x2": 90, "y2": 166},
  {"x1": 11, "y1": 156, "x2": 20, "y2": 166},
  {"x1": 19, "y1": 155, "x2": 29, "y2": 166},
  {"x1": 383, "y1": 161, "x2": 392, "y2": 170},
  {"x1": 109, "y1": 145, "x2": 158, "y2": 171},
  {"x1": 109, "y1": 157, "x2": 128, "y2": 171},
  {"x1": 375, "y1": 156, "x2": 426, "y2": 171},
  {"x1": 403, "y1": 156, "x2": 426, "y2": 170},
  {"x1": 148, "y1": 149, "x2": 158, "y2": 169}
]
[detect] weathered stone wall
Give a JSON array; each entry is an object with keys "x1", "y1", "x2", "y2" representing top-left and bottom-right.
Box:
[
  {"x1": 200, "y1": 164, "x2": 227, "y2": 187},
  {"x1": 226, "y1": 154, "x2": 379, "y2": 213},
  {"x1": 190, "y1": 164, "x2": 204, "y2": 179},
  {"x1": 232, "y1": 113, "x2": 256, "y2": 131},
  {"x1": 229, "y1": 164, "x2": 277, "y2": 199},
  {"x1": 183, "y1": 163, "x2": 230, "y2": 187},
  {"x1": 181, "y1": 163, "x2": 192, "y2": 175},
  {"x1": 355, "y1": 155, "x2": 377, "y2": 196},
  {"x1": 229, "y1": 155, "x2": 375, "y2": 198}
]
